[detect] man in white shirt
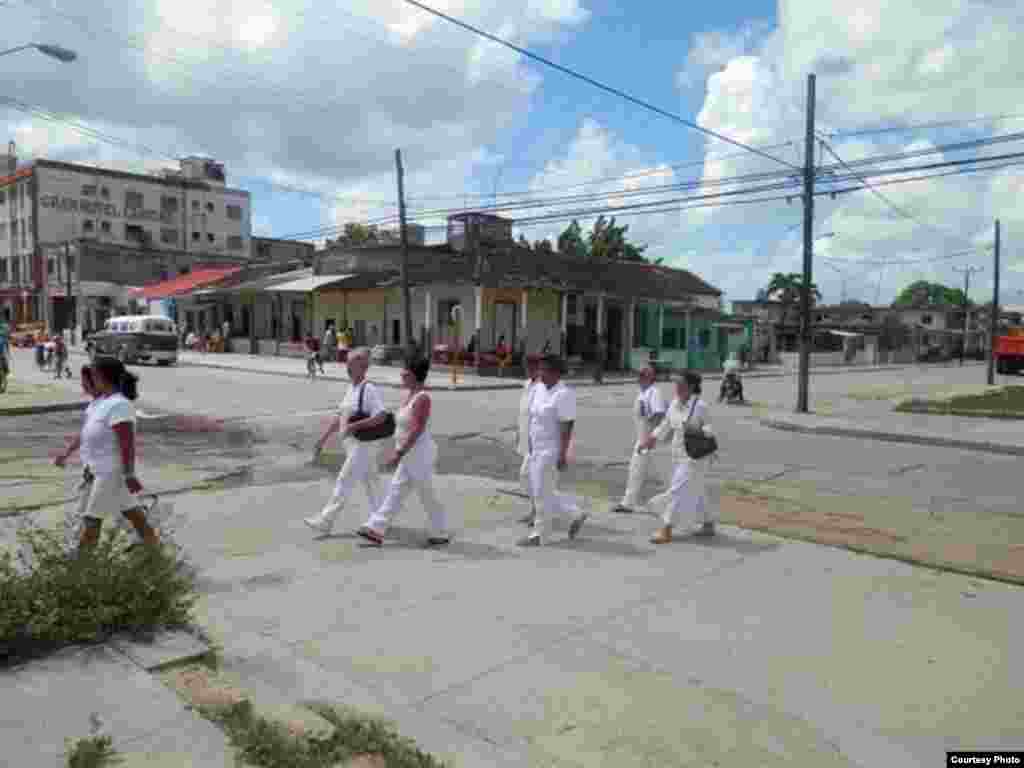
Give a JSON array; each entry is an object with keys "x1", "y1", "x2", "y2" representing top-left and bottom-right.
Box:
[
  {"x1": 519, "y1": 355, "x2": 588, "y2": 546},
  {"x1": 305, "y1": 347, "x2": 387, "y2": 535},
  {"x1": 613, "y1": 367, "x2": 667, "y2": 515}
]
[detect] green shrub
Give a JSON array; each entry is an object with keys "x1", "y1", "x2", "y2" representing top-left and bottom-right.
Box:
[
  {"x1": 204, "y1": 699, "x2": 447, "y2": 768},
  {"x1": 0, "y1": 523, "x2": 196, "y2": 664},
  {"x1": 65, "y1": 734, "x2": 119, "y2": 768}
]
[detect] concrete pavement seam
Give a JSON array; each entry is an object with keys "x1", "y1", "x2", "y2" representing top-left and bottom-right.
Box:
[
  {"x1": 0, "y1": 401, "x2": 87, "y2": 417},
  {"x1": 761, "y1": 418, "x2": 1024, "y2": 456}
]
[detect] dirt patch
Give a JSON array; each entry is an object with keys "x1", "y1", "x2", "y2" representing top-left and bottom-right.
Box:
[{"x1": 719, "y1": 480, "x2": 1024, "y2": 584}]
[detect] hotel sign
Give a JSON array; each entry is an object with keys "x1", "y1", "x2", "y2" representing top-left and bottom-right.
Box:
[{"x1": 39, "y1": 195, "x2": 175, "y2": 223}]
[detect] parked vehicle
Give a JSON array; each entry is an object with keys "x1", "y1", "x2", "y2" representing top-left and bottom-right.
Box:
[
  {"x1": 88, "y1": 315, "x2": 179, "y2": 366},
  {"x1": 994, "y1": 329, "x2": 1024, "y2": 374}
]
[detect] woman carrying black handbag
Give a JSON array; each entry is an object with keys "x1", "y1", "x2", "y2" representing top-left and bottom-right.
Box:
[
  {"x1": 639, "y1": 371, "x2": 718, "y2": 544},
  {"x1": 304, "y1": 348, "x2": 395, "y2": 536}
]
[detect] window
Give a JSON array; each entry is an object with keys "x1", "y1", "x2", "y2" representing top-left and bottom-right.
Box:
[
  {"x1": 10, "y1": 220, "x2": 17, "y2": 238},
  {"x1": 20, "y1": 219, "x2": 26, "y2": 248},
  {"x1": 227, "y1": 235, "x2": 243, "y2": 250},
  {"x1": 0, "y1": 191, "x2": 5, "y2": 204},
  {"x1": 567, "y1": 294, "x2": 578, "y2": 315},
  {"x1": 205, "y1": 202, "x2": 214, "y2": 213},
  {"x1": 67, "y1": 253, "x2": 75, "y2": 272},
  {"x1": 125, "y1": 190, "x2": 144, "y2": 210},
  {"x1": 160, "y1": 227, "x2": 179, "y2": 245},
  {"x1": 83, "y1": 219, "x2": 95, "y2": 233},
  {"x1": 100, "y1": 186, "x2": 110, "y2": 199},
  {"x1": 662, "y1": 327, "x2": 677, "y2": 348},
  {"x1": 101, "y1": 221, "x2": 112, "y2": 233},
  {"x1": 207, "y1": 233, "x2": 215, "y2": 243},
  {"x1": 47, "y1": 258, "x2": 55, "y2": 276},
  {"x1": 125, "y1": 224, "x2": 147, "y2": 243},
  {"x1": 0, "y1": 258, "x2": 6, "y2": 280},
  {"x1": 921, "y1": 314, "x2": 933, "y2": 326},
  {"x1": 226, "y1": 204, "x2": 242, "y2": 221},
  {"x1": 11, "y1": 257, "x2": 19, "y2": 283},
  {"x1": 192, "y1": 231, "x2": 200, "y2": 241},
  {"x1": 81, "y1": 184, "x2": 97, "y2": 196},
  {"x1": 0, "y1": 222, "x2": 5, "y2": 240},
  {"x1": 161, "y1": 195, "x2": 179, "y2": 215},
  {"x1": 191, "y1": 200, "x2": 200, "y2": 211}
]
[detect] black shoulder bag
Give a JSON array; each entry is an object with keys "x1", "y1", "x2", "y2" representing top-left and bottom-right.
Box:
[
  {"x1": 348, "y1": 383, "x2": 396, "y2": 442},
  {"x1": 683, "y1": 398, "x2": 718, "y2": 460}
]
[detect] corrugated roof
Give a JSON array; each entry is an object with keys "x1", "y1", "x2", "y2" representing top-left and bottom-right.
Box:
[{"x1": 132, "y1": 267, "x2": 242, "y2": 299}]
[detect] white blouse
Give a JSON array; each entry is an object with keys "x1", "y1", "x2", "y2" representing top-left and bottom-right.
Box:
[{"x1": 652, "y1": 396, "x2": 713, "y2": 461}]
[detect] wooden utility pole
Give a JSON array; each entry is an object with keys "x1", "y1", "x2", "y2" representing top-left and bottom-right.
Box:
[
  {"x1": 395, "y1": 149, "x2": 415, "y2": 357},
  {"x1": 796, "y1": 73, "x2": 816, "y2": 414},
  {"x1": 987, "y1": 220, "x2": 1001, "y2": 385},
  {"x1": 953, "y1": 265, "x2": 982, "y2": 367}
]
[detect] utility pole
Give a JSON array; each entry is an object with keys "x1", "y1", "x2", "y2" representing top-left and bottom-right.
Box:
[
  {"x1": 394, "y1": 149, "x2": 415, "y2": 357},
  {"x1": 65, "y1": 241, "x2": 73, "y2": 334},
  {"x1": 953, "y1": 265, "x2": 982, "y2": 367},
  {"x1": 796, "y1": 73, "x2": 816, "y2": 413},
  {"x1": 987, "y1": 219, "x2": 1001, "y2": 385}
]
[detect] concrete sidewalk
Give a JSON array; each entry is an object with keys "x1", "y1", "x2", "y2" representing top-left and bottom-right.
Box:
[
  {"x1": 761, "y1": 409, "x2": 1024, "y2": 456},
  {"x1": 138, "y1": 476, "x2": 1024, "y2": 766}
]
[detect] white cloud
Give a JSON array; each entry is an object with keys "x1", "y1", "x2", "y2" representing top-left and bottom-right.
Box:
[
  {"x1": 678, "y1": 0, "x2": 1024, "y2": 305},
  {"x1": 1, "y1": 0, "x2": 590, "y2": 241}
]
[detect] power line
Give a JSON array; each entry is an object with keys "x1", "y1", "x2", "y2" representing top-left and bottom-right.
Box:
[
  {"x1": 400, "y1": 0, "x2": 800, "y2": 171},
  {"x1": 825, "y1": 112, "x2": 1024, "y2": 140},
  {"x1": 816, "y1": 135, "x2": 977, "y2": 250}
]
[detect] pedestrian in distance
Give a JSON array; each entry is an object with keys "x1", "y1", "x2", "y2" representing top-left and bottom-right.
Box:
[
  {"x1": 322, "y1": 323, "x2": 338, "y2": 367},
  {"x1": 516, "y1": 355, "x2": 542, "y2": 525},
  {"x1": 54, "y1": 358, "x2": 158, "y2": 551},
  {"x1": 612, "y1": 366, "x2": 667, "y2": 515},
  {"x1": 358, "y1": 355, "x2": 449, "y2": 548},
  {"x1": 639, "y1": 371, "x2": 718, "y2": 544},
  {"x1": 518, "y1": 354, "x2": 588, "y2": 547},
  {"x1": 304, "y1": 348, "x2": 388, "y2": 536}
]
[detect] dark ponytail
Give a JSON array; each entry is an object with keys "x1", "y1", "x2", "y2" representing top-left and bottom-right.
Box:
[{"x1": 92, "y1": 357, "x2": 140, "y2": 401}]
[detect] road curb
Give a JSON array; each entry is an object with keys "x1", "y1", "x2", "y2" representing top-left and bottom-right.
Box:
[
  {"x1": 760, "y1": 417, "x2": 1024, "y2": 456},
  {"x1": 0, "y1": 401, "x2": 87, "y2": 417}
]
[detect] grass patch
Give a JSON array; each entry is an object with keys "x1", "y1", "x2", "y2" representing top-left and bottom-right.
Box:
[
  {"x1": 895, "y1": 385, "x2": 1024, "y2": 417},
  {"x1": 0, "y1": 524, "x2": 197, "y2": 665},
  {"x1": 65, "y1": 715, "x2": 120, "y2": 768},
  {"x1": 203, "y1": 699, "x2": 447, "y2": 768}
]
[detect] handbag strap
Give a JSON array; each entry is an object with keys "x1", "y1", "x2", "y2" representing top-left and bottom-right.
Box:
[
  {"x1": 356, "y1": 381, "x2": 365, "y2": 413},
  {"x1": 684, "y1": 396, "x2": 698, "y2": 429}
]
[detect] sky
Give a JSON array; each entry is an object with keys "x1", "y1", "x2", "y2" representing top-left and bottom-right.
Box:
[{"x1": 2, "y1": 0, "x2": 1023, "y2": 308}]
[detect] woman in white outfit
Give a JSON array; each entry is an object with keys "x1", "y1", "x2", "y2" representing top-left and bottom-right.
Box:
[
  {"x1": 304, "y1": 348, "x2": 386, "y2": 536},
  {"x1": 613, "y1": 366, "x2": 667, "y2": 515},
  {"x1": 359, "y1": 356, "x2": 449, "y2": 547},
  {"x1": 639, "y1": 371, "x2": 717, "y2": 544},
  {"x1": 54, "y1": 358, "x2": 157, "y2": 551},
  {"x1": 518, "y1": 355, "x2": 587, "y2": 547}
]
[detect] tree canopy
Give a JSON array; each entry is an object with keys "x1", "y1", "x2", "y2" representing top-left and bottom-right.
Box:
[
  {"x1": 552, "y1": 216, "x2": 658, "y2": 263},
  {"x1": 763, "y1": 272, "x2": 823, "y2": 324},
  {"x1": 892, "y1": 280, "x2": 969, "y2": 308}
]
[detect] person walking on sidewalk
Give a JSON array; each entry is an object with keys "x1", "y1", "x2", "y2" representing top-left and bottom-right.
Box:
[
  {"x1": 639, "y1": 371, "x2": 717, "y2": 544},
  {"x1": 322, "y1": 323, "x2": 338, "y2": 366},
  {"x1": 54, "y1": 358, "x2": 158, "y2": 551},
  {"x1": 358, "y1": 356, "x2": 449, "y2": 547},
  {"x1": 305, "y1": 348, "x2": 387, "y2": 536},
  {"x1": 613, "y1": 367, "x2": 667, "y2": 515},
  {"x1": 518, "y1": 354, "x2": 588, "y2": 547},
  {"x1": 516, "y1": 355, "x2": 541, "y2": 525}
]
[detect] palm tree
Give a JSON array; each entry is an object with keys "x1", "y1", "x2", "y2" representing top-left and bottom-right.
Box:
[{"x1": 764, "y1": 272, "x2": 822, "y2": 326}]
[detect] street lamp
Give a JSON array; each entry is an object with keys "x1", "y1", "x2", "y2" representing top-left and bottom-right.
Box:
[{"x1": 0, "y1": 43, "x2": 78, "y2": 63}]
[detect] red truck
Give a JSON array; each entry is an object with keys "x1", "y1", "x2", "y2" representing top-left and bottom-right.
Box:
[{"x1": 994, "y1": 329, "x2": 1024, "y2": 374}]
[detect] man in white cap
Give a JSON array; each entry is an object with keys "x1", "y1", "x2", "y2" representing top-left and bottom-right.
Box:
[{"x1": 612, "y1": 366, "x2": 666, "y2": 515}]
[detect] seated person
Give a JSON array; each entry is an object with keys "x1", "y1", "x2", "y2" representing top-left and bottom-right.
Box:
[{"x1": 719, "y1": 363, "x2": 746, "y2": 405}]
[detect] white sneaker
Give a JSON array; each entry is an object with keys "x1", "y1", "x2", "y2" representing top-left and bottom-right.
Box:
[{"x1": 303, "y1": 517, "x2": 332, "y2": 535}]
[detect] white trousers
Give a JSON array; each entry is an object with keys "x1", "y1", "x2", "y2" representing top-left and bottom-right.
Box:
[
  {"x1": 620, "y1": 441, "x2": 653, "y2": 510},
  {"x1": 316, "y1": 439, "x2": 382, "y2": 528},
  {"x1": 366, "y1": 439, "x2": 447, "y2": 537},
  {"x1": 648, "y1": 456, "x2": 716, "y2": 528},
  {"x1": 528, "y1": 451, "x2": 582, "y2": 541}
]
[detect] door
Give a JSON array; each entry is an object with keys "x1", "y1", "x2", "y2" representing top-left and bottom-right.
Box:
[
  {"x1": 494, "y1": 302, "x2": 516, "y2": 350},
  {"x1": 605, "y1": 304, "x2": 623, "y2": 368}
]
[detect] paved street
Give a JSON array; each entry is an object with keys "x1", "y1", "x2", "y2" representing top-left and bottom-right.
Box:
[{"x1": 3, "y1": 349, "x2": 1023, "y2": 765}]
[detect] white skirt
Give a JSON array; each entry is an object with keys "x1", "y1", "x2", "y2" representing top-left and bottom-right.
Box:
[{"x1": 74, "y1": 468, "x2": 137, "y2": 522}]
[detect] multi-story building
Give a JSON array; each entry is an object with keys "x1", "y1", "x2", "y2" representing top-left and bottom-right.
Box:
[{"x1": 0, "y1": 151, "x2": 251, "y2": 328}]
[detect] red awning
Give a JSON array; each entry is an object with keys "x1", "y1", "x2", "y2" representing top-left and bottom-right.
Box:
[{"x1": 132, "y1": 267, "x2": 242, "y2": 300}]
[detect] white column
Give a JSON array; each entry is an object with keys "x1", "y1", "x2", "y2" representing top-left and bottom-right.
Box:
[
  {"x1": 474, "y1": 284, "x2": 483, "y2": 342},
  {"x1": 626, "y1": 299, "x2": 636, "y2": 369}
]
